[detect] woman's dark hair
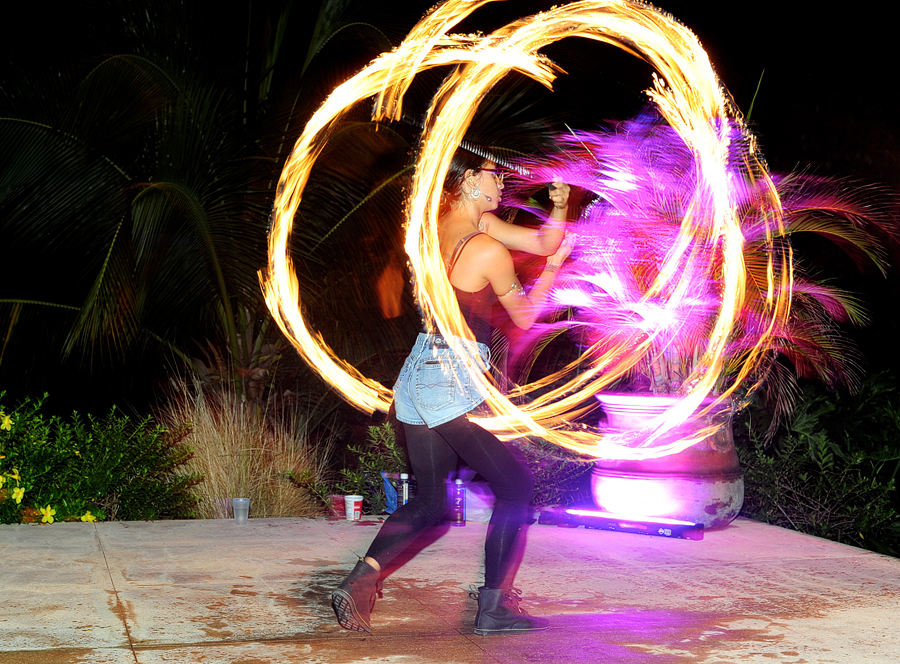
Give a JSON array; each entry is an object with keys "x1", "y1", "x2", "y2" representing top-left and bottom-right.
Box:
[{"x1": 443, "y1": 146, "x2": 488, "y2": 203}]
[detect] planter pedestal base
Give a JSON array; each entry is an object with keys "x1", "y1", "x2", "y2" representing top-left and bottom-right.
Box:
[{"x1": 592, "y1": 394, "x2": 744, "y2": 529}]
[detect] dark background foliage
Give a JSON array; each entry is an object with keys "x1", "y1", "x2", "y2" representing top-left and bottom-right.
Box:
[{"x1": 1, "y1": 0, "x2": 897, "y2": 413}]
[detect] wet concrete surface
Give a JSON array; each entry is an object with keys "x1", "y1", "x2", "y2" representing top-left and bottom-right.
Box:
[{"x1": 1, "y1": 516, "x2": 898, "y2": 663}]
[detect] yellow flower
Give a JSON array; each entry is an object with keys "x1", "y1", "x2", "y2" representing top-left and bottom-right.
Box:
[
  {"x1": 0, "y1": 475, "x2": 5, "y2": 488},
  {"x1": 11, "y1": 487, "x2": 24, "y2": 504},
  {"x1": 0, "y1": 412, "x2": 12, "y2": 430},
  {"x1": 40, "y1": 505, "x2": 56, "y2": 524},
  {"x1": 7, "y1": 468, "x2": 20, "y2": 482},
  {"x1": 80, "y1": 511, "x2": 97, "y2": 522}
]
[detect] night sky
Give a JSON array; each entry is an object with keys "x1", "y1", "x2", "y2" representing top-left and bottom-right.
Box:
[
  {"x1": 5, "y1": 1, "x2": 896, "y2": 184},
  {"x1": 446, "y1": 0, "x2": 899, "y2": 186}
]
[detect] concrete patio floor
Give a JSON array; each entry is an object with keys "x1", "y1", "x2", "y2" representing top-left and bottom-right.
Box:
[{"x1": 1, "y1": 515, "x2": 899, "y2": 663}]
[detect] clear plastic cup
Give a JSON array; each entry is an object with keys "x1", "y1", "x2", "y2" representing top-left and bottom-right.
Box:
[{"x1": 232, "y1": 498, "x2": 250, "y2": 525}]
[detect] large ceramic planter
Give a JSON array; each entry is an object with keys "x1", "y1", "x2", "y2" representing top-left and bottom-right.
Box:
[{"x1": 592, "y1": 393, "x2": 743, "y2": 528}]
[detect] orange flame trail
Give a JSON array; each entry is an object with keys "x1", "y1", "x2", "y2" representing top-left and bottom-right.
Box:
[{"x1": 260, "y1": 0, "x2": 791, "y2": 460}]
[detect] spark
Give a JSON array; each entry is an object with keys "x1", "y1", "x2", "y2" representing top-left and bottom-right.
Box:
[{"x1": 260, "y1": 0, "x2": 790, "y2": 460}]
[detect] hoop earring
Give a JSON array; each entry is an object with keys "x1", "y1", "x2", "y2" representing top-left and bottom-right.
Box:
[{"x1": 470, "y1": 185, "x2": 481, "y2": 199}]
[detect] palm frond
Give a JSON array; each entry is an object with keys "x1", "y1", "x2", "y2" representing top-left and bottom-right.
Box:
[
  {"x1": 63, "y1": 219, "x2": 140, "y2": 364},
  {"x1": 0, "y1": 301, "x2": 80, "y2": 377},
  {"x1": 788, "y1": 281, "x2": 868, "y2": 326}
]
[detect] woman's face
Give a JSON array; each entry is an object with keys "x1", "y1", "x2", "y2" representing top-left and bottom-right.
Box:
[{"x1": 477, "y1": 161, "x2": 504, "y2": 208}]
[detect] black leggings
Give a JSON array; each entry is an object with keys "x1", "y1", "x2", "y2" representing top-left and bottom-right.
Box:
[{"x1": 364, "y1": 415, "x2": 534, "y2": 589}]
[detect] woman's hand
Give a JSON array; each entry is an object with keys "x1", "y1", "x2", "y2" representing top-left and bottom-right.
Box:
[
  {"x1": 546, "y1": 231, "x2": 574, "y2": 269},
  {"x1": 548, "y1": 181, "x2": 570, "y2": 210}
]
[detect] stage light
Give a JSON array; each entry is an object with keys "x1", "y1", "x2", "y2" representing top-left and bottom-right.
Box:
[{"x1": 538, "y1": 507, "x2": 704, "y2": 540}]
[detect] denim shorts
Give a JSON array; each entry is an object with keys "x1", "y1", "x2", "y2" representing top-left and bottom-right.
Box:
[{"x1": 393, "y1": 333, "x2": 491, "y2": 428}]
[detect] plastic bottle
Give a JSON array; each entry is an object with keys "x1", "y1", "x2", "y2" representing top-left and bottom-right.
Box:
[
  {"x1": 449, "y1": 478, "x2": 466, "y2": 526},
  {"x1": 398, "y1": 473, "x2": 409, "y2": 506}
]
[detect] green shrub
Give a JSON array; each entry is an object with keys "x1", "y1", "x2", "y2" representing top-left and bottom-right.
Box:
[
  {"x1": 337, "y1": 421, "x2": 409, "y2": 515},
  {"x1": 736, "y1": 374, "x2": 900, "y2": 555},
  {"x1": 332, "y1": 424, "x2": 592, "y2": 514},
  {"x1": 0, "y1": 393, "x2": 201, "y2": 524},
  {"x1": 514, "y1": 437, "x2": 593, "y2": 508}
]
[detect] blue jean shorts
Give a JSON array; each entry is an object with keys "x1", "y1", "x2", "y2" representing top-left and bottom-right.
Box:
[{"x1": 393, "y1": 333, "x2": 491, "y2": 428}]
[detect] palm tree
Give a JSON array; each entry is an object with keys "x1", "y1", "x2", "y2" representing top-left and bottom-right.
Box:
[{"x1": 0, "y1": 0, "x2": 423, "y2": 410}]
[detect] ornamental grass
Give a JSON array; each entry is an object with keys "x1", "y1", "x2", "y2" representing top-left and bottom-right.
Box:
[{"x1": 156, "y1": 377, "x2": 336, "y2": 519}]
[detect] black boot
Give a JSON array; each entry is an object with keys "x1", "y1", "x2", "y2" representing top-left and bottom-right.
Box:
[
  {"x1": 473, "y1": 586, "x2": 550, "y2": 635},
  {"x1": 331, "y1": 559, "x2": 382, "y2": 633}
]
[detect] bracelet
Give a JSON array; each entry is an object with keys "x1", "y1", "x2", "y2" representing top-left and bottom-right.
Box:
[
  {"x1": 544, "y1": 263, "x2": 560, "y2": 273},
  {"x1": 499, "y1": 282, "x2": 524, "y2": 297}
]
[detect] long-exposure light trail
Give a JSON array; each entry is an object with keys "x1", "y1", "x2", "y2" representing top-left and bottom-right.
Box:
[{"x1": 260, "y1": 0, "x2": 791, "y2": 460}]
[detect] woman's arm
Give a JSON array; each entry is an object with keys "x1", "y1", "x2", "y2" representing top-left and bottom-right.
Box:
[
  {"x1": 481, "y1": 182, "x2": 570, "y2": 256},
  {"x1": 479, "y1": 233, "x2": 573, "y2": 330}
]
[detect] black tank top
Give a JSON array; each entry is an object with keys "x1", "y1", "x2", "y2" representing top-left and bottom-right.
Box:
[{"x1": 447, "y1": 232, "x2": 497, "y2": 346}]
